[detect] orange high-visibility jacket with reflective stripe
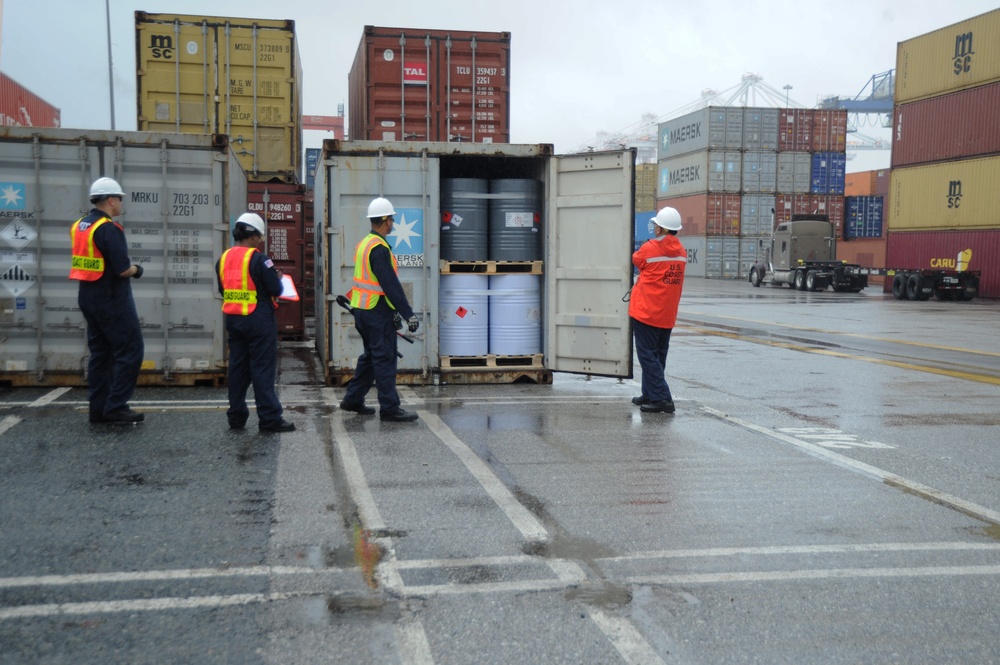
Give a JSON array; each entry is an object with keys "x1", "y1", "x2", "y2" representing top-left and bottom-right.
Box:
[
  {"x1": 69, "y1": 216, "x2": 114, "y2": 281},
  {"x1": 628, "y1": 234, "x2": 687, "y2": 329},
  {"x1": 350, "y1": 233, "x2": 398, "y2": 310},
  {"x1": 219, "y1": 246, "x2": 260, "y2": 315}
]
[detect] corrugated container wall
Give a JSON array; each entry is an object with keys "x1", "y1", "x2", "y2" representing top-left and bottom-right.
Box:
[
  {"x1": 658, "y1": 193, "x2": 741, "y2": 236},
  {"x1": 886, "y1": 229, "x2": 1000, "y2": 297},
  {"x1": 845, "y1": 170, "x2": 878, "y2": 196},
  {"x1": 135, "y1": 11, "x2": 303, "y2": 182},
  {"x1": 742, "y1": 108, "x2": 779, "y2": 151},
  {"x1": 811, "y1": 109, "x2": 848, "y2": 152},
  {"x1": 774, "y1": 194, "x2": 844, "y2": 228},
  {"x1": 657, "y1": 107, "x2": 743, "y2": 160},
  {"x1": 837, "y1": 237, "x2": 887, "y2": 286},
  {"x1": 778, "y1": 109, "x2": 813, "y2": 151},
  {"x1": 0, "y1": 126, "x2": 247, "y2": 386},
  {"x1": 657, "y1": 150, "x2": 742, "y2": 198},
  {"x1": 247, "y1": 182, "x2": 306, "y2": 339},
  {"x1": 844, "y1": 195, "x2": 884, "y2": 238},
  {"x1": 348, "y1": 26, "x2": 511, "y2": 143},
  {"x1": 892, "y1": 80, "x2": 1000, "y2": 167},
  {"x1": 895, "y1": 7, "x2": 1000, "y2": 104},
  {"x1": 635, "y1": 163, "x2": 656, "y2": 213},
  {"x1": 889, "y1": 155, "x2": 1000, "y2": 230},
  {"x1": 1, "y1": 72, "x2": 61, "y2": 128}
]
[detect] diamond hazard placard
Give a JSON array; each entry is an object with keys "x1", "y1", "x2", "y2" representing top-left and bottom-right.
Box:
[
  {"x1": 1, "y1": 220, "x2": 36, "y2": 250},
  {"x1": 455, "y1": 306, "x2": 468, "y2": 318},
  {"x1": 0, "y1": 264, "x2": 36, "y2": 297}
]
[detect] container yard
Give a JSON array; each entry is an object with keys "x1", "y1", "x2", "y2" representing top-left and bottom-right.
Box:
[
  {"x1": 0, "y1": 126, "x2": 247, "y2": 386},
  {"x1": 348, "y1": 26, "x2": 511, "y2": 143}
]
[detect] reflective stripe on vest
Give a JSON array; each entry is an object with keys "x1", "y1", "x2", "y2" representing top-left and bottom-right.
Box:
[
  {"x1": 219, "y1": 246, "x2": 259, "y2": 315},
  {"x1": 350, "y1": 233, "x2": 398, "y2": 310},
  {"x1": 69, "y1": 216, "x2": 113, "y2": 281}
]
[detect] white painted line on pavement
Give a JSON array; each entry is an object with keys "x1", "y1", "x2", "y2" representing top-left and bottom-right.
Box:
[
  {"x1": 397, "y1": 615, "x2": 435, "y2": 665},
  {"x1": 0, "y1": 416, "x2": 21, "y2": 436},
  {"x1": 331, "y1": 412, "x2": 387, "y2": 533},
  {"x1": 606, "y1": 541, "x2": 1000, "y2": 562},
  {"x1": 702, "y1": 406, "x2": 1000, "y2": 527},
  {"x1": 628, "y1": 564, "x2": 1000, "y2": 586},
  {"x1": 0, "y1": 565, "x2": 339, "y2": 589},
  {"x1": 422, "y1": 411, "x2": 549, "y2": 543},
  {"x1": 0, "y1": 592, "x2": 302, "y2": 620},
  {"x1": 28, "y1": 387, "x2": 72, "y2": 407},
  {"x1": 589, "y1": 608, "x2": 667, "y2": 665}
]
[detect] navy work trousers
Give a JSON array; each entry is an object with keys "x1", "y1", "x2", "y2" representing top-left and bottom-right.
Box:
[
  {"x1": 342, "y1": 300, "x2": 401, "y2": 413},
  {"x1": 81, "y1": 298, "x2": 144, "y2": 417},
  {"x1": 632, "y1": 317, "x2": 674, "y2": 403},
  {"x1": 225, "y1": 312, "x2": 283, "y2": 428}
]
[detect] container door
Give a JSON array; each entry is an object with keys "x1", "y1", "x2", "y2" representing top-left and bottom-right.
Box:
[{"x1": 545, "y1": 150, "x2": 634, "y2": 378}]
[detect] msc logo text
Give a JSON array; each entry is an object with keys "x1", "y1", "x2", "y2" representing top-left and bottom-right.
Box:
[
  {"x1": 953, "y1": 32, "x2": 974, "y2": 75},
  {"x1": 947, "y1": 180, "x2": 962, "y2": 209},
  {"x1": 149, "y1": 35, "x2": 174, "y2": 60}
]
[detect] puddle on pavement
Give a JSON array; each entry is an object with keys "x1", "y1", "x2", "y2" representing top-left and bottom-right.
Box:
[
  {"x1": 299, "y1": 594, "x2": 399, "y2": 627},
  {"x1": 565, "y1": 582, "x2": 632, "y2": 609}
]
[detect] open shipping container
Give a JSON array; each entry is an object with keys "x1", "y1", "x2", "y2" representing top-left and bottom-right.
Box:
[
  {"x1": 313, "y1": 140, "x2": 635, "y2": 385},
  {"x1": 0, "y1": 126, "x2": 247, "y2": 386}
]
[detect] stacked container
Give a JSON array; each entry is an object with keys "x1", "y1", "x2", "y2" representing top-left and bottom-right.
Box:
[
  {"x1": 889, "y1": 7, "x2": 1000, "y2": 297},
  {"x1": 348, "y1": 26, "x2": 511, "y2": 143},
  {"x1": 0, "y1": 126, "x2": 247, "y2": 387},
  {"x1": 656, "y1": 106, "x2": 847, "y2": 279},
  {"x1": 0, "y1": 72, "x2": 61, "y2": 128},
  {"x1": 838, "y1": 169, "x2": 890, "y2": 285},
  {"x1": 135, "y1": 11, "x2": 303, "y2": 183}
]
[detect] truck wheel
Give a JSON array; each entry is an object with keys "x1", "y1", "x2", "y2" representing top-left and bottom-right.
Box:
[
  {"x1": 749, "y1": 268, "x2": 762, "y2": 287},
  {"x1": 907, "y1": 274, "x2": 931, "y2": 301},
  {"x1": 806, "y1": 270, "x2": 818, "y2": 291},
  {"x1": 892, "y1": 273, "x2": 908, "y2": 300},
  {"x1": 794, "y1": 270, "x2": 806, "y2": 291},
  {"x1": 960, "y1": 277, "x2": 979, "y2": 301}
]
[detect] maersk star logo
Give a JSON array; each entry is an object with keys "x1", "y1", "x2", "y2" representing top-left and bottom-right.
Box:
[
  {"x1": 661, "y1": 129, "x2": 670, "y2": 150},
  {"x1": 0, "y1": 183, "x2": 26, "y2": 209},
  {"x1": 388, "y1": 208, "x2": 423, "y2": 254}
]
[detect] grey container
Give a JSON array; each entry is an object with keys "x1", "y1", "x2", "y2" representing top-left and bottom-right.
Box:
[
  {"x1": 741, "y1": 151, "x2": 777, "y2": 193},
  {"x1": 440, "y1": 178, "x2": 488, "y2": 261},
  {"x1": 742, "y1": 108, "x2": 779, "y2": 150},
  {"x1": 488, "y1": 179, "x2": 542, "y2": 261},
  {"x1": 0, "y1": 126, "x2": 247, "y2": 386},
  {"x1": 741, "y1": 194, "x2": 776, "y2": 236},
  {"x1": 777, "y1": 152, "x2": 812, "y2": 193}
]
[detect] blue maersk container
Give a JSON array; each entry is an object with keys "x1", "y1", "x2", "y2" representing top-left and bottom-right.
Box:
[
  {"x1": 810, "y1": 152, "x2": 846, "y2": 194},
  {"x1": 305, "y1": 148, "x2": 321, "y2": 189},
  {"x1": 633, "y1": 211, "x2": 657, "y2": 274},
  {"x1": 844, "y1": 195, "x2": 884, "y2": 239}
]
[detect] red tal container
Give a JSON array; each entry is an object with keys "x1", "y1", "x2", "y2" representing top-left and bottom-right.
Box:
[
  {"x1": 811, "y1": 109, "x2": 847, "y2": 152},
  {"x1": 837, "y1": 236, "x2": 887, "y2": 286},
  {"x1": 247, "y1": 183, "x2": 307, "y2": 339},
  {"x1": 891, "y1": 80, "x2": 1000, "y2": 168},
  {"x1": 886, "y1": 229, "x2": 1000, "y2": 298},
  {"x1": 658, "y1": 193, "x2": 741, "y2": 236},
  {"x1": 1, "y1": 72, "x2": 61, "y2": 127},
  {"x1": 778, "y1": 109, "x2": 812, "y2": 152},
  {"x1": 349, "y1": 25, "x2": 511, "y2": 143}
]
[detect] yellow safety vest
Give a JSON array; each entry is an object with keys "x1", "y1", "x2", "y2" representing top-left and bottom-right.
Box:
[{"x1": 350, "y1": 233, "x2": 398, "y2": 310}]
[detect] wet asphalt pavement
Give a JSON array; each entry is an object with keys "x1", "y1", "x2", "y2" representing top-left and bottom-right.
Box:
[{"x1": 1, "y1": 277, "x2": 999, "y2": 664}]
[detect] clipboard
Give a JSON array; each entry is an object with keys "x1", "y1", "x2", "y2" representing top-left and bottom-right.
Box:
[{"x1": 278, "y1": 274, "x2": 300, "y2": 301}]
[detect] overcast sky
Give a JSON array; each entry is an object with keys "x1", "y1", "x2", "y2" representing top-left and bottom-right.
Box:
[{"x1": 2, "y1": 0, "x2": 997, "y2": 173}]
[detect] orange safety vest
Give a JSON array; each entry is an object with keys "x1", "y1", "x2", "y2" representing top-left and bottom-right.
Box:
[
  {"x1": 219, "y1": 246, "x2": 261, "y2": 315},
  {"x1": 628, "y1": 234, "x2": 687, "y2": 329},
  {"x1": 350, "y1": 233, "x2": 398, "y2": 310},
  {"x1": 69, "y1": 216, "x2": 115, "y2": 281}
]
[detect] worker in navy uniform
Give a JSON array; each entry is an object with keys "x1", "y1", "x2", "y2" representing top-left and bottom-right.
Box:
[
  {"x1": 340, "y1": 197, "x2": 420, "y2": 422},
  {"x1": 70, "y1": 177, "x2": 145, "y2": 424},
  {"x1": 216, "y1": 212, "x2": 295, "y2": 433}
]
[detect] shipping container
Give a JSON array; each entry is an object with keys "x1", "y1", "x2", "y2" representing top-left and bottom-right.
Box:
[
  {"x1": 742, "y1": 107, "x2": 779, "y2": 151},
  {"x1": 635, "y1": 163, "x2": 657, "y2": 213},
  {"x1": 889, "y1": 155, "x2": 1000, "y2": 231},
  {"x1": 682, "y1": 235, "x2": 707, "y2": 279},
  {"x1": 656, "y1": 107, "x2": 743, "y2": 160},
  {"x1": 247, "y1": 182, "x2": 306, "y2": 339},
  {"x1": 135, "y1": 11, "x2": 303, "y2": 182},
  {"x1": 705, "y1": 236, "x2": 742, "y2": 279},
  {"x1": 0, "y1": 126, "x2": 247, "y2": 386},
  {"x1": 0, "y1": 72, "x2": 61, "y2": 128},
  {"x1": 657, "y1": 150, "x2": 741, "y2": 198},
  {"x1": 776, "y1": 151, "x2": 812, "y2": 193},
  {"x1": 810, "y1": 195, "x2": 845, "y2": 231},
  {"x1": 657, "y1": 193, "x2": 741, "y2": 236},
  {"x1": 891, "y1": 80, "x2": 1000, "y2": 168},
  {"x1": 313, "y1": 140, "x2": 635, "y2": 385},
  {"x1": 348, "y1": 26, "x2": 511, "y2": 144},
  {"x1": 773, "y1": 193, "x2": 844, "y2": 228},
  {"x1": 305, "y1": 147, "x2": 321, "y2": 189},
  {"x1": 741, "y1": 151, "x2": 777, "y2": 193},
  {"x1": 845, "y1": 170, "x2": 878, "y2": 196},
  {"x1": 836, "y1": 236, "x2": 887, "y2": 286},
  {"x1": 778, "y1": 109, "x2": 812, "y2": 152},
  {"x1": 886, "y1": 229, "x2": 1000, "y2": 297},
  {"x1": 741, "y1": 194, "x2": 776, "y2": 236},
  {"x1": 895, "y1": 8, "x2": 1000, "y2": 104},
  {"x1": 811, "y1": 109, "x2": 848, "y2": 152},
  {"x1": 874, "y1": 169, "x2": 890, "y2": 196},
  {"x1": 810, "y1": 152, "x2": 847, "y2": 194},
  {"x1": 844, "y1": 195, "x2": 884, "y2": 239}
]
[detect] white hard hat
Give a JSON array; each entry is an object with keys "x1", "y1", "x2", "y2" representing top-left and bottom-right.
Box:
[
  {"x1": 236, "y1": 212, "x2": 266, "y2": 235},
  {"x1": 367, "y1": 197, "x2": 396, "y2": 219},
  {"x1": 89, "y1": 177, "x2": 125, "y2": 199},
  {"x1": 653, "y1": 207, "x2": 682, "y2": 231}
]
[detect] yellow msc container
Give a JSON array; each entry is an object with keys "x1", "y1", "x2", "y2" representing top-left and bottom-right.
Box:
[
  {"x1": 895, "y1": 8, "x2": 1000, "y2": 104},
  {"x1": 135, "y1": 11, "x2": 302, "y2": 182},
  {"x1": 889, "y1": 155, "x2": 1000, "y2": 231}
]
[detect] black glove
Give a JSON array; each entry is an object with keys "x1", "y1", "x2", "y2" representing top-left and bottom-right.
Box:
[
  {"x1": 393, "y1": 313, "x2": 403, "y2": 330},
  {"x1": 133, "y1": 264, "x2": 144, "y2": 279},
  {"x1": 407, "y1": 316, "x2": 419, "y2": 333}
]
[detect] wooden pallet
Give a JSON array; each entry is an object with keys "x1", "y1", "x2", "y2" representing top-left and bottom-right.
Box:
[
  {"x1": 439, "y1": 260, "x2": 543, "y2": 275},
  {"x1": 439, "y1": 353, "x2": 544, "y2": 369}
]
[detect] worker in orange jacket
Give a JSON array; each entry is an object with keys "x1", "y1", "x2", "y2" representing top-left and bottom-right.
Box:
[{"x1": 629, "y1": 207, "x2": 686, "y2": 414}]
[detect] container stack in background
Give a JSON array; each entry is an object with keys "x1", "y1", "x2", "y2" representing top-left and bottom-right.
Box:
[
  {"x1": 0, "y1": 72, "x2": 61, "y2": 128},
  {"x1": 837, "y1": 169, "x2": 890, "y2": 285},
  {"x1": 135, "y1": 11, "x2": 311, "y2": 337},
  {"x1": 888, "y1": 7, "x2": 1000, "y2": 298},
  {"x1": 655, "y1": 106, "x2": 847, "y2": 280}
]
